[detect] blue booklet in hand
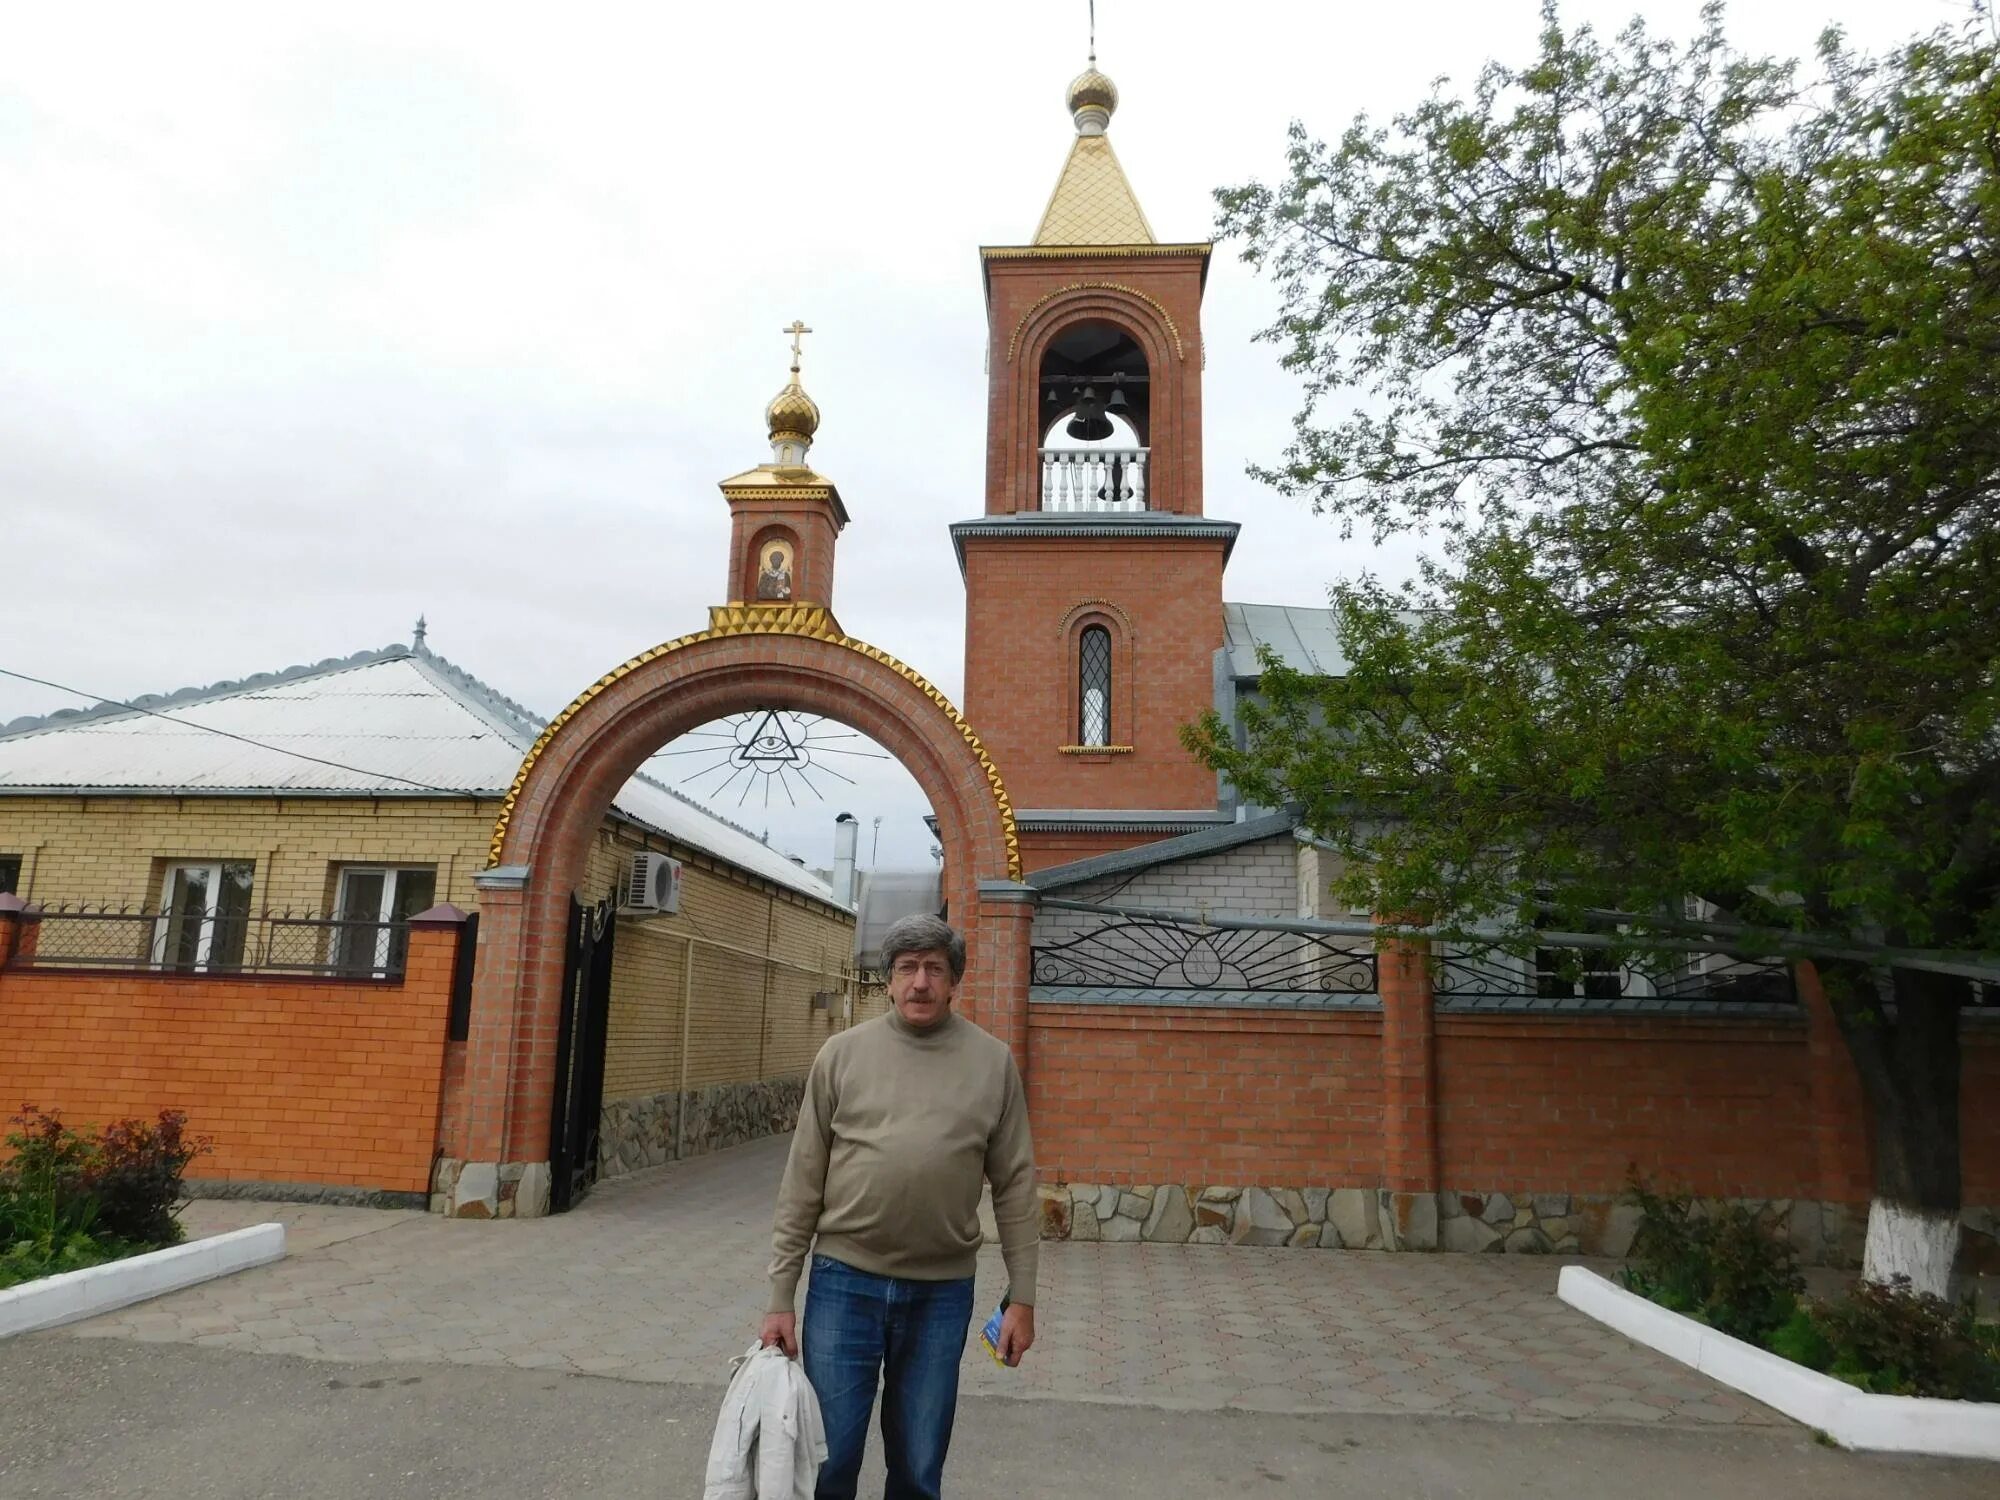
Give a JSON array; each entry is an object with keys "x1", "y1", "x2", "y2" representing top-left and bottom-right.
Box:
[{"x1": 978, "y1": 1291, "x2": 1012, "y2": 1367}]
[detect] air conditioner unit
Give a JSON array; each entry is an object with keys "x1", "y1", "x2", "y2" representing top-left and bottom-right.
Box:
[{"x1": 622, "y1": 852, "x2": 683, "y2": 915}]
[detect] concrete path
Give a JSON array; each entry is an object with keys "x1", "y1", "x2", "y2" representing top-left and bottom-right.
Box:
[
  {"x1": 66, "y1": 1134, "x2": 1775, "y2": 1427},
  {"x1": 7, "y1": 1338, "x2": 1994, "y2": 1500}
]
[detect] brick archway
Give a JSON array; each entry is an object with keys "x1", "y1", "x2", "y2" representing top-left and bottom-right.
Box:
[{"x1": 438, "y1": 605, "x2": 1032, "y2": 1215}]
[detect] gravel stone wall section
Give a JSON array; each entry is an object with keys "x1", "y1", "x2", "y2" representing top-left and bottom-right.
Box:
[{"x1": 596, "y1": 1077, "x2": 806, "y2": 1179}]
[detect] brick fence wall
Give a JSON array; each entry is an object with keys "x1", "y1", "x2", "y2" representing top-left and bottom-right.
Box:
[
  {"x1": 0, "y1": 903, "x2": 463, "y2": 1197},
  {"x1": 1027, "y1": 958, "x2": 2000, "y2": 1261},
  {"x1": 1029, "y1": 1004, "x2": 1384, "y2": 1184}
]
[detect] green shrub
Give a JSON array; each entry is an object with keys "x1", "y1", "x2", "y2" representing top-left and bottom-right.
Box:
[
  {"x1": 1812, "y1": 1277, "x2": 2000, "y2": 1401},
  {"x1": 1765, "y1": 1305, "x2": 1835, "y2": 1371},
  {"x1": 0, "y1": 1105, "x2": 211, "y2": 1285},
  {"x1": 0, "y1": 1104, "x2": 99, "y2": 1247},
  {"x1": 87, "y1": 1110, "x2": 208, "y2": 1246},
  {"x1": 1619, "y1": 1170, "x2": 1804, "y2": 1343},
  {"x1": 1618, "y1": 1171, "x2": 2000, "y2": 1399}
]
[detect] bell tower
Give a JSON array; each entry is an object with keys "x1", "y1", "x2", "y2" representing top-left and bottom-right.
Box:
[{"x1": 953, "y1": 56, "x2": 1238, "y2": 871}]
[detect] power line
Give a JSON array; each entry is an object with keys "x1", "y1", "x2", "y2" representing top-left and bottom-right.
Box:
[{"x1": 0, "y1": 665, "x2": 485, "y2": 800}]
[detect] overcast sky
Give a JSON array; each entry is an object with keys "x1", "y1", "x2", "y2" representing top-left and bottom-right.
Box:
[{"x1": 0, "y1": 0, "x2": 1947, "y2": 871}]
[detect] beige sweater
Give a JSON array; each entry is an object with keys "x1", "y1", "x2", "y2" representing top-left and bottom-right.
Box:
[{"x1": 768, "y1": 1008, "x2": 1040, "y2": 1313}]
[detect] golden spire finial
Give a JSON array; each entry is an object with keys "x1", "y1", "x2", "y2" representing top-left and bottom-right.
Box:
[
  {"x1": 1067, "y1": 2, "x2": 1117, "y2": 136},
  {"x1": 765, "y1": 318, "x2": 821, "y2": 464}
]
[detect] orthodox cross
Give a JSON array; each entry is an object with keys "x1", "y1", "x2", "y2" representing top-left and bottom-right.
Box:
[{"x1": 783, "y1": 319, "x2": 812, "y2": 373}]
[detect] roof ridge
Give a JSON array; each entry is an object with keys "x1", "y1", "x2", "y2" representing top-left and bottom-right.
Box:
[
  {"x1": 403, "y1": 645, "x2": 549, "y2": 751},
  {"x1": 0, "y1": 645, "x2": 414, "y2": 740}
]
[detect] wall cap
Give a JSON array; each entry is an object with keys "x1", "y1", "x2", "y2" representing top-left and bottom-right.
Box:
[
  {"x1": 407, "y1": 902, "x2": 470, "y2": 927},
  {"x1": 473, "y1": 866, "x2": 530, "y2": 891}
]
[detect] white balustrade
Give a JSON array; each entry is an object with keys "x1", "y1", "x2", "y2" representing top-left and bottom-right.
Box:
[{"x1": 1039, "y1": 448, "x2": 1149, "y2": 511}]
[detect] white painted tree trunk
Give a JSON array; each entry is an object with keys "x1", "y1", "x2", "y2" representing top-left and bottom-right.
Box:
[{"x1": 1861, "y1": 1199, "x2": 1960, "y2": 1299}]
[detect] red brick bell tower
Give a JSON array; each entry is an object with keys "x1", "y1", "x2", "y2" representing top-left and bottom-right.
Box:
[{"x1": 953, "y1": 59, "x2": 1237, "y2": 872}]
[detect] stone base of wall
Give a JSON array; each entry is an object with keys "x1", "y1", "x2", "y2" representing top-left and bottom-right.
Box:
[
  {"x1": 596, "y1": 1077, "x2": 806, "y2": 1180},
  {"x1": 1039, "y1": 1184, "x2": 2000, "y2": 1271},
  {"x1": 186, "y1": 1178, "x2": 428, "y2": 1212},
  {"x1": 429, "y1": 1158, "x2": 551, "y2": 1219}
]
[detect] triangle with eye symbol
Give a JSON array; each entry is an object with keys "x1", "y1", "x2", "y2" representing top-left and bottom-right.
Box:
[{"x1": 739, "y1": 709, "x2": 809, "y2": 768}]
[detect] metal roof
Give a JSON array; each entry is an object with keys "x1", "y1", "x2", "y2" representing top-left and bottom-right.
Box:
[
  {"x1": 1026, "y1": 809, "x2": 1298, "y2": 891},
  {"x1": 1220, "y1": 601, "x2": 1351, "y2": 680},
  {"x1": 0, "y1": 643, "x2": 836, "y2": 905}
]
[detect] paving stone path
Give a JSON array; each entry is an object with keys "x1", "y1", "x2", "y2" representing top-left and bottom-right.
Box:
[{"x1": 68, "y1": 1135, "x2": 1776, "y2": 1426}]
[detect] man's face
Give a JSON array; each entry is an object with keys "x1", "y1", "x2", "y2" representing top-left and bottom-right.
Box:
[{"x1": 887, "y1": 948, "x2": 957, "y2": 1029}]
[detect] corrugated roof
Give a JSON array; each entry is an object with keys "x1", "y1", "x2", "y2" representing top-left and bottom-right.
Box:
[
  {"x1": 1221, "y1": 601, "x2": 1352, "y2": 679},
  {"x1": 0, "y1": 645, "x2": 836, "y2": 905}
]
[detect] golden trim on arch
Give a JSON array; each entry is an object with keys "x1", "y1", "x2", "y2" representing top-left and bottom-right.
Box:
[
  {"x1": 486, "y1": 613, "x2": 1022, "y2": 880},
  {"x1": 1006, "y1": 281, "x2": 1185, "y2": 363}
]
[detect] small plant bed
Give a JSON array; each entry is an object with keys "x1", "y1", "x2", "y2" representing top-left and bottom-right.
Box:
[
  {"x1": 0, "y1": 1104, "x2": 212, "y2": 1292},
  {"x1": 1620, "y1": 1175, "x2": 2000, "y2": 1402}
]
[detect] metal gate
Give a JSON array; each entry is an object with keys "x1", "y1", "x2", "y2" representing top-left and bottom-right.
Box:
[{"x1": 549, "y1": 893, "x2": 616, "y2": 1213}]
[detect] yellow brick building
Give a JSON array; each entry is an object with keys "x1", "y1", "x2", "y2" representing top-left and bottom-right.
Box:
[{"x1": 0, "y1": 636, "x2": 875, "y2": 1184}]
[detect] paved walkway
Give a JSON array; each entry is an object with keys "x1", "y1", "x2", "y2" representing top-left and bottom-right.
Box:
[{"x1": 69, "y1": 1135, "x2": 1775, "y2": 1427}]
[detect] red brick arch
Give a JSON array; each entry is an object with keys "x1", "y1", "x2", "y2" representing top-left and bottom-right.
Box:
[{"x1": 440, "y1": 612, "x2": 1033, "y2": 1203}]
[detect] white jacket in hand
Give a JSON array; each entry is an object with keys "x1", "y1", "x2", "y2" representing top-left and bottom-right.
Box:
[{"x1": 703, "y1": 1343, "x2": 827, "y2": 1500}]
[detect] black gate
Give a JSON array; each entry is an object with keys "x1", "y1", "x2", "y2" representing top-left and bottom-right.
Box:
[{"x1": 549, "y1": 893, "x2": 616, "y2": 1213}]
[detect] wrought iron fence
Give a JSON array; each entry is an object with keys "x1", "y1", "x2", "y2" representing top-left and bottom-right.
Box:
[
  {"x1": 21, "y1": 904, "x2": 418, "y2": 980},
  {"x1": 1032, "y1": 917, "x2": 1377, "y2": 993},
  {"x1": 1434, "y1": 944, "x2": 1796, "y2": 1005}
]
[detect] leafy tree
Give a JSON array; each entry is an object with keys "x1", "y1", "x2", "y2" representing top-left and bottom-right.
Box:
[{"x1": 1193, "y1": 3, "x2": 2000, "y2": 1292}]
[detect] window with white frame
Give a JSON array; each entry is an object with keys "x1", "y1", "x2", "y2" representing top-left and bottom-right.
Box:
[
  {"x1": 1531, "y1": 896, "x2": 1624, "y2": 999},
  {"x1": 154, "y1": 860, "x2": 255, "y2": 972},
  {"x1": 333, "y1": 866, "x2": 437, "y2": 976}
]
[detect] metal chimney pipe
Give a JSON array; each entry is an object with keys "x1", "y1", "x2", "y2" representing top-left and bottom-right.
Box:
[{"x1": 832, "y1": 813, "x2": 859, "y2": 908}]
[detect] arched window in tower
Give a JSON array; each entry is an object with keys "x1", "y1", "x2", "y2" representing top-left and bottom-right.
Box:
[
  {"x1": 1078, "y1": 625, "x2": 1112, "y2": 746},
  {"x1": 1038, "y1": 320, "x2": 1149, "y2": 512}
]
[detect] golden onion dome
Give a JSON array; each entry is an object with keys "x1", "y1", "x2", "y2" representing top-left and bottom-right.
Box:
[
  {"x1": 1066, "y1": 65, "x2": 1118, "y2": 125},
  {"x1": 765, "y1": 373, "x2": 820, "y2": 446}
]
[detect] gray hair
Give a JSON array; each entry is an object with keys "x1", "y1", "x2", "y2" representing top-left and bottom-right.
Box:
[{"x1": 879, "y1": 913, "x2": 967, "y2": 981}]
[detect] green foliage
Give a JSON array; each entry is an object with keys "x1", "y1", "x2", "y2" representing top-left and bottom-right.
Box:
[
  {"x1": 1768, "y1": 1304, "x2": 1836, "y2": 1372},
  {"x1": 0, "y1": 1104, "x2": 99, "y2": 1248},
  {"x1": 0, "y1": 1104, "x2": 211, "y2": 1289},
  {"x1": 1618, "y1": 1172, "x2": 1804, "y2": 1342},
  {"x1": 1811, "y1": 1277, "x2": 2000, "y2": 1400},
  {"x1": 1620, "y1": 1173, "x2": 2000, "y2": 1396},
  {"x1": 1196, "y1": 3, "x2": 2000, "y2": 968}
]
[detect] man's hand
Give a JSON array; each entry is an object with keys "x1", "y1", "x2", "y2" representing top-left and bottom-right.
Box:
[
  {"x1": 996, "y1": 1303, "x2": 1035, "y2": 1367},
  {"x1": 760, "y1": 1311, "x2": 798, "y2": 1359}
]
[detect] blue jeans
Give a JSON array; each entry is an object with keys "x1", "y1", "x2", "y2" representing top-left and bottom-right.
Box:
[{"x1": 802, "y1": 1254, "x2": 975, "y2": 1500}]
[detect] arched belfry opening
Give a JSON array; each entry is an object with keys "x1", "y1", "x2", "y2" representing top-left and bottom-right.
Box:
[{"x1": 1037, "y1": 319, "x2": 1149, "y2": 511}]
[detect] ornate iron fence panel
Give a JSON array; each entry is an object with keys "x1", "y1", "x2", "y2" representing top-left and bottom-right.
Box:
[
  {"x1": 20, "y1": 904, "x2": 417, "y2": 980},
  {"x1": 1032, "y1": 918, "x2": 1376, "y2": 994},
  {"x1": 1434, "y1": 944, "x2": 1796, "y2": 1005}
]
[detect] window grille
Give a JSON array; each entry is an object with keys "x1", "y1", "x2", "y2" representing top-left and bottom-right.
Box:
[{"x1": 1078, "y1": 626, "x2": 1112, "y2": 746}]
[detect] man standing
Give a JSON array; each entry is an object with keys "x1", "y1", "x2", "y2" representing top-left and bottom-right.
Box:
[{"x1": 761, "y1": 913, "x2": 1039, "y2": 1500}]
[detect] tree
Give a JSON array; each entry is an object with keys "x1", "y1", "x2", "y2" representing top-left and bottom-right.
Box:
[{"x1": 1193, "y1": 3, "x2": 2000, "y2": 1294}]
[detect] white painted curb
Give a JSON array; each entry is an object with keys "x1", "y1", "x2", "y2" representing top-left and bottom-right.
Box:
[
  {"x1": 1558, "y1": 1264, "x2": 2000, "y2": 1460},
  {"x1": 0, "y1": 1223, "x2": 285, "y2": 1339}
]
